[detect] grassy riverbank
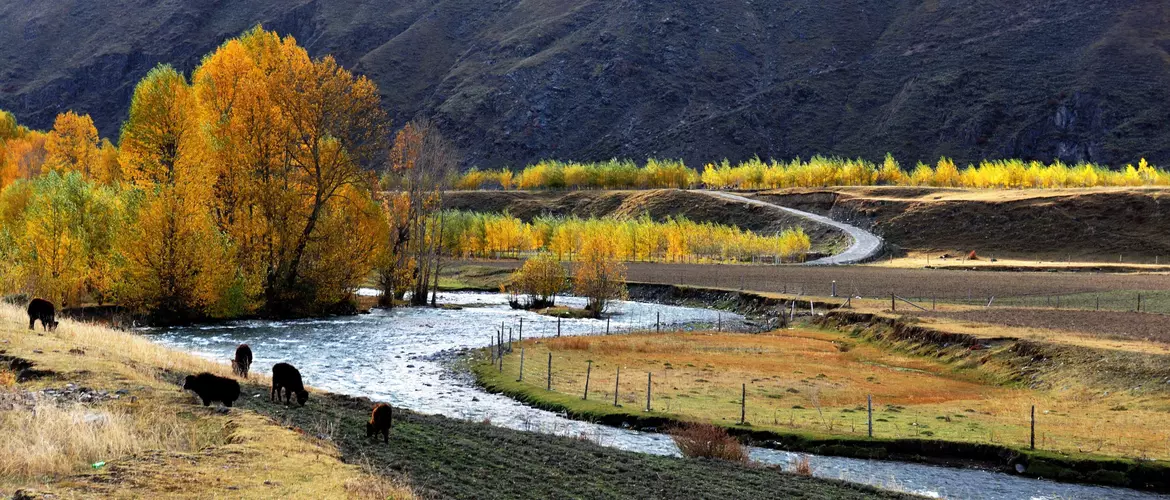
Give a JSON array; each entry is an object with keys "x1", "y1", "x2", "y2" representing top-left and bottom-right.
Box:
[
  {"x1": 0, "y1": 304, "x2": 909, "y2": 499},
  {"x1": 474, "y1": 330, "x2": 1170, "y2": 492},
  {"x1": 0, "y1": 304, "x2": 410, "y2": 499}
]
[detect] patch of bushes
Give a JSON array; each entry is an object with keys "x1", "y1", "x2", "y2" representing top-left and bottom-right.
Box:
[{"x1": 669, "y1": 423, "x2": 748, "y2": 463}]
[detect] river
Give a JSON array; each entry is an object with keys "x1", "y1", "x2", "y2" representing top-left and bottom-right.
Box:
[{"x1": 147, "y1": 292, "x2": 1161, "y2": 500}]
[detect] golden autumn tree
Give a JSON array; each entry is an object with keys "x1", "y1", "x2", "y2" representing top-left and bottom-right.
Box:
[
  {"x1": 373, "y1": 191, "x2": 413, "y2": 306},
  {"x1": 573, "y1": 235, "x2": 628, "y2": 318},
  {"x1": 118, "y1": 65, "x2": 231, "y2": 319},
  {"x1": 386, "y1": 118, "x2": 458, "y2": 306},
  {"x1": 44, "y1": 111, "x2": 100, "y2": 178},
  {"x1": 192, "y1": 27, "x2": 387, "y2": 314},
  {"x1": 505, "y1": 251, "x2": 567, "y2": 309}
]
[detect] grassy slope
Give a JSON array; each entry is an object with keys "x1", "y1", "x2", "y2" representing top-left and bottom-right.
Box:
[
  {"x1": 756, "y1": 187, "x2": 1170, "y2": 261},
  {"x1": 0, "y1": 304, "x2": 907, "y2": 499},
  {"x1": 243, "y1": 388, "x2": 908, "y2": 500},
  {"x1": 4, "y1": 1, "x2": 1170, "y2": 168},
  {"x1": 0, "y1": 304, "x2": 409, "y2": 499}
]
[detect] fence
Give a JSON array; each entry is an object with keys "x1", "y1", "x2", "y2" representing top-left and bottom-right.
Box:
[{"x1": 492, "y1": 347, "x2": 1169, "y2": 460}]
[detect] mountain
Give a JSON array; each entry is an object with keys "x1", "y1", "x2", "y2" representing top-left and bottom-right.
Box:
[{"x1": 2, "y1": 0, "x2": 1169, "y2": 168}]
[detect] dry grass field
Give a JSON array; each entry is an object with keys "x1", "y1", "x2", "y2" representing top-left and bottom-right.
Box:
[
  {"x1": 0, "y1": 304, "x2": 412, "y2": 499},
  {"x1": 461, "y1": 260, "x2": 1170, "y2": 301},
  {"x1": 498, "y1": 330, "x2": 1170, "y2": 461}
]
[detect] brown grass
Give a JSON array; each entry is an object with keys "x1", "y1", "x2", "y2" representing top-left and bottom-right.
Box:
[
  {"x1": 549, "y1": 337, "x2": 592, "y2": 351},
  {"x1": 912, "y1": 308, "x2": 1170, "y2": 344},
  {"x1": 790, "y1": 455, "x2": 813, "y2": 476},
  {"x1": 508, "y1": 330, "x2": 1170, "y2": 460},
  {"x1": 0, "y1": 397, "x2": 225, "y2": 479},
  {"x1": 669, "y1": 423, "x2": 748, "y2": 463},
  {"x1": 0, "y1": 303, "x2": 414, "y2": 498}
]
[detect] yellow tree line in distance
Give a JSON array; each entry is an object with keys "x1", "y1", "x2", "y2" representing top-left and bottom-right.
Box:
[
  {"x1": 456, "y1": 154, "x2": 1170, "y2": 190},
  {"x1": 438, "y1": 211, "x2": 812, "y2": 264}
]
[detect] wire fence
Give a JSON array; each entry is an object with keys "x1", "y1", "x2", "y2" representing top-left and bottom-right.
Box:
[{"x1": 488, "y1": 339, "x2": 1170, "y2": 461}]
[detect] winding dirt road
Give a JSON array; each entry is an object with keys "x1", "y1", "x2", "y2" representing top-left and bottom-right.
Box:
[{"x1": 700, "y1": 190, "x2": 883, "y2": 265}]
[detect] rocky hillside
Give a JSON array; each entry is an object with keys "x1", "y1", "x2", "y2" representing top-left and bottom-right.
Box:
[{"x1": 2, "y1": 0, "x2": 1168, "y2": 168}]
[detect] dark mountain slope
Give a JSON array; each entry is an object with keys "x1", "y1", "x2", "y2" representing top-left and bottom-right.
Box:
[{"x1": 2, "y1": 0, "x2": 1168, "y2": 168}]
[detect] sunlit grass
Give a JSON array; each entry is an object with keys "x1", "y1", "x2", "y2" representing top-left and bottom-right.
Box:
[
  {"x1": 503, "y1": 330, "x2": 1170, "y2": 460},
  {"x1": 0, "y1": 303, "x2": 413, "y2": 498}
]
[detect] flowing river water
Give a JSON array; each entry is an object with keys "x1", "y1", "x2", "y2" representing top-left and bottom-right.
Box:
[{"x1": 148, "y1": 292, "x2": 1160, "y2": 499}]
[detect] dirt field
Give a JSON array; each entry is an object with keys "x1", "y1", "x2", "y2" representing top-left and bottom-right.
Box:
[
  {"x1": 754, "y1": 187, "x2": 1170, "y2": 262},
  {"x1": 911, "y1": 308, "x2": 1170, "y2": 344},
  {"x1": 460, "y1": 260, "x2": 1170, "y2": 300}
]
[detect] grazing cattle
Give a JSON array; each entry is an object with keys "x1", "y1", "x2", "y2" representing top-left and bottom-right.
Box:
[
  {"x1": 232, "y1": 344, "x2": 253, "y2": 378},
  {"x1": 182, "y1": 372, "x2": 241, "y2": 407},
  {"x1": 366, "y1": 403, "x2": 393, "y2": 443},
  {"x1": 270, "y1": 362, "x2": 309, "y2": 406},
  {"x1": 27, "y1": 298, "x2": 58, "y2": 332}
]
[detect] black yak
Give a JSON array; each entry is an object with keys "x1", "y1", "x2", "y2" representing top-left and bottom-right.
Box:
[
  {"x1": 271, "y1": 362, "x2": 308, "y2": 406},
  {"x1": 182, "y1": 372, "x2": 241, "y2": 407},
  {"x1": 232, "y1": 344, "x2": 253, "y2": 378},
  {"x1": 27, "y1": 298, "x2": 58, "y2": 331},
  {"x1": 366, "y1": 403, "x2": 394, "y2": 443}
]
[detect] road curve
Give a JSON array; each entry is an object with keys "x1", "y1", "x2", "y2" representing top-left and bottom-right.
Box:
[{"x1": 699, "y1": 190, "x2": 883, "y2": 265}]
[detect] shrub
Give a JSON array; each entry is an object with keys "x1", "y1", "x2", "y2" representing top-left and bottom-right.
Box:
[
  {"x1": 790, "y1": 454, "x2": 813, "y2": 476},
  {"x1": 552, "y1": 338, "x2": 591, "y2": 351},
  {"x1": 505, "y1": 252, "x2": 567, "y2": 309},
  {"x1": 669, "y1": 423, "x2": 748, "y2": 463}
]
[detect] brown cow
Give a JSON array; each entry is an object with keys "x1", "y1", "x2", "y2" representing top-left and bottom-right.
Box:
[{"x1": 366, "y1": 403, "x2": 393, "y2": 443}]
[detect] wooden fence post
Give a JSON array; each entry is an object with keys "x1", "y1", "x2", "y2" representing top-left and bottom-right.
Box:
[
  {"x1": 518, "y1": 318, "x2": 523, "y2": 343},
  {"x1": 583, "y1": 361, "x2": 592, "y2": 400},
  {"x1": 557, "y1": 317, "x2": 561, "y2": 337},
  {"x1": 656, "y1": 312, "x2": 661, "y2": 333},
  {"x1": 606, "y1": 318, "x2": 610, "y2": 335},
  {"x1": 517, "y1": 348, "x2": 525, "y2": 382},
  {"x1": 867, "y1": 394, "x2": 873, "y2": 438},
  {"x1": 1030, "y1": 405, "x2": 1036, "y2": 450},
  {"x1": 717, "y1": 313, "x2": 722, "y2": 332},
  {"x1": 547, "y1": 353, "x2": 553, "y2": 390},
  {"x1": 614, "y1": 367, "x2": 620, "y2": 406},
  {"x1": 831, "y1": 280, "x2": 837, "y2": 298},
  {"x1": 891, "y1": 294, "x2": 896, "y2": 312},
  {"x1": 740, "y1": 383, "x2": 746, "y2": 424},
  {"x1": 646, "y1": 372, "x2": 652, "y2": 411}
]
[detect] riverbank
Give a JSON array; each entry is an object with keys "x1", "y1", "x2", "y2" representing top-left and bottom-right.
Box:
[
  {"x1": 0, "y1": 304, "x2": 907, "y2": 499},
  {"x1": 472, "y1": 330, "x2": 1170, "y2": 493},
  {"x1": 0, "y1": 304, "x2": 409, "y2": 499}
]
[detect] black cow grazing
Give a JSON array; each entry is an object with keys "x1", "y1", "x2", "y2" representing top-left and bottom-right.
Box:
[
  {"x1": 270, "y1": 362, "x2": 309, "y2": 406},
  {"x1": 26, "y1": 298, "x2": 58, "y2": 332},
  {"x1": 367, "y1": 403, "x2": 394, "y2": 443},
  {"x1": 232, "y1": 344, "x2": 253, "y2": 378},
  {"x1": 182, "y1": 372, "x2": 241, "y2": 407}
]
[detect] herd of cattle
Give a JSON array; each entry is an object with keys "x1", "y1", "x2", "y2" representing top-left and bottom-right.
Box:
[{"x1": 26, "y1": 298, "x2": 394, "y2": 443}]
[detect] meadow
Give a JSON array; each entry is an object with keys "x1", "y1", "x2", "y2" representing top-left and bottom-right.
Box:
[{"x1": 487, "y1": 329, "x2": 1170, "y2": 462}]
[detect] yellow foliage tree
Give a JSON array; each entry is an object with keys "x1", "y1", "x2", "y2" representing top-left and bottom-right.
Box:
[
  {"x1": 505, "y1": 251, "x2": 567, "y2": 308},
  {"x1": 44, "y1": 111, "x2": 100, "y2": 178},
  {"x1": 573, "y1": 236, "x2": 628, "y2": 318},
  {"x1": 118, "y1": 65, "x2": 229, "y2": 319}
]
